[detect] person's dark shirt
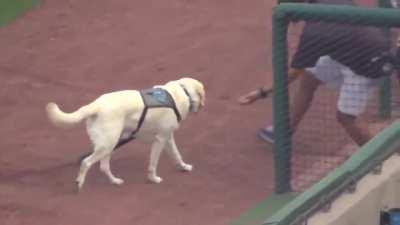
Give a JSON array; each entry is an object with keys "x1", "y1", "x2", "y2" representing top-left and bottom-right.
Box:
[{"x1": 291, "y1": 0, "x2": 390, "y2": 78}]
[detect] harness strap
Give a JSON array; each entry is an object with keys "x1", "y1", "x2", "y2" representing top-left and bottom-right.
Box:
[
  {"x1": 114, "y1": 104, "x2": 148, "y2": 149},
  {"x1": 179, "y1": 84, "x2": 194, "y2": 112},
  {"x1": 136, "y1": 91, "x2": 151, "y2": 133},
  {"x1": 165, "y1": 90, "x2": 182, "y2": 122}
]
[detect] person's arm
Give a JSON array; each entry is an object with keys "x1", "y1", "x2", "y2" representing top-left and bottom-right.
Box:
[
  {"x1": 237, "y1": 68, "x2": 304, "y2": 105},
  {"x1": 238, "y1": 20, "x2": 324, "y2": 105}
]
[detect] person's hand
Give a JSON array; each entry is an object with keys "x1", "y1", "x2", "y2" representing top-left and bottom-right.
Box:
[
  {"x1": 238, "y1": 88, "x2": 272, "y2": 105},
  {"x1": 238, "y1": 89, "x2": 261, "y2": 105}
]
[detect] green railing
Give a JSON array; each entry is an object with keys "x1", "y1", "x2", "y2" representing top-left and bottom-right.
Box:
[{"x1": 266, "y1": 119, "x2": 400, "y2": 225}]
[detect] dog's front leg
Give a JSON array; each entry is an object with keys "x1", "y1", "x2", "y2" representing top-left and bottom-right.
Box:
[
  {"x1": 166, "y1": 134, "x2": 193, "y2": 172},
  {"x1": 147, "y1": 136, "x2": 167, "y2": 183}
]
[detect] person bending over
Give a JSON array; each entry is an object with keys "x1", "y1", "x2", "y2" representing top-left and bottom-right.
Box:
[{"x1": 239, "y1": 0, "x2": 400, "y2": 146}]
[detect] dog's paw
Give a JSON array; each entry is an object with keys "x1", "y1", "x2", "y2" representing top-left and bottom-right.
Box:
[
  {"x1": 148, "y1": 175, "x2": 163, "y2": 184},
  {"x1": 75, "y1": 179, "x2": 84, "y2": 193},
  {"x1": 179, "y1": 163, "x2": 193, "y2": 172},
  {"x1": 111, "y1": 178, "x2": 125, "y2": 185}
]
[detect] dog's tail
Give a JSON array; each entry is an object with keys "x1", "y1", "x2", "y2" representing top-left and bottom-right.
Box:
[{"x1": 46, "y1": 102, "x2": 99, "y2": 128}]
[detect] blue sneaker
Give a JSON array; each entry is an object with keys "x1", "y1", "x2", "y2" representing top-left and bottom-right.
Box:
[{"x1": 257, "y1": 126, "x2": 274, "y2": 144}]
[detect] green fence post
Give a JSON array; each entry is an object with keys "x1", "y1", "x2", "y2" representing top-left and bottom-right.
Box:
[
  {"x1": 378, "y1": 0, "x2": 392, "y2": 119},
  {"x1": 272, "y1": 7, "x2": 292, "y2": 194}
]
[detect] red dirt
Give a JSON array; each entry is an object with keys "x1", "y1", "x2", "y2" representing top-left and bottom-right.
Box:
[
  {"x1": 0, "y1": 0, "x2": 383, "y2": 224},
  {"x1": 0, "y1": 1, "x2": 276, "y2": 225}
]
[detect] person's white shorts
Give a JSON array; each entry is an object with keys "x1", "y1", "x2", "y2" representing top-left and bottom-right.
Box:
[{"x1": 306, "y1": 56, "x2": 380, "y2": 116}]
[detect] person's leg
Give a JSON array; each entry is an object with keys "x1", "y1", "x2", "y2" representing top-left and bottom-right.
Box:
[
  {"x1": 290, "y1": 70, "x2": 321, "y2": 132},
  {"x1": 258, "y1": 70, "x2": 320, "y2": 142},
  {"x1": 336, "y1": 69, "x2": 375, "y2": 146},
  {"x1": 336, "y1": 111, "x2": 372, "y2": 146},
  {"x1": 259, "y1": 56, "x2": 344, "y2": 143}
]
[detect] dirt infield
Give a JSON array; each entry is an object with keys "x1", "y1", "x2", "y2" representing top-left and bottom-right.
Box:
[{"x1": 0, "y1": 1, "x2": 276, "y2": 225}]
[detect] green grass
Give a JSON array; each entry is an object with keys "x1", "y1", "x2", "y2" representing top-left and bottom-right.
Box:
[
  {"x1": 0, "y1": 0, "x2": 40, "y2": 27},
  {"x1": 231, "y1": 193, "x2": 297, "y2": 225}
]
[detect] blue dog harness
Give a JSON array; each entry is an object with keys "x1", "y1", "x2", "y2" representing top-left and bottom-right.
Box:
[
  {"x1": 133, "y1": 87, "x2": 182, "y2": 133},
  {"x1": 114, "y1": 85, "x2": 193, "y2": 149}
]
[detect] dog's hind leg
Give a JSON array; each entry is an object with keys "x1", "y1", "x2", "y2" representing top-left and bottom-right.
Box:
[
  {"x1": 165, "y1": 134, "x2": 193, "y2": 172},
  {"x1": 76, "y1": 119, "x2": 123, "y2": 191},
  {"x1": 76, "y1": 147, "x2": 110, "y2": 191},
  {"x1": 100, "y1": 155, "x2": 124, "y2": 185}
]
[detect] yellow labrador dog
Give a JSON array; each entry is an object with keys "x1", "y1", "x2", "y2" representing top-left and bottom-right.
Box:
[{"x1": 46, "y1": 77, "x2": 205, "y2": 190}]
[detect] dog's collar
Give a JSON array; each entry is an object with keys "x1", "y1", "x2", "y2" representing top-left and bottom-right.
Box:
[{"x1": 179, "y1": 84, "x2": 194, "y2": 112}]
